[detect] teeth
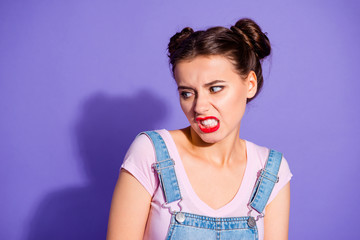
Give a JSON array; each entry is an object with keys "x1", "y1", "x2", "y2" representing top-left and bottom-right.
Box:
[{"x1": 200, "y1": 119, "x2": 218, "y2": 127}]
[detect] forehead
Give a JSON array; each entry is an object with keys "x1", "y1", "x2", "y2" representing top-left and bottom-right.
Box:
[{"x1": 174, "y1": 55, "x2": 241, "y2": 84}]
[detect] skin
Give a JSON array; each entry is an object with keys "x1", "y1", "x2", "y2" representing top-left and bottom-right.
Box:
[{"x1": 107, "y1": 55, "x2": 290, "y2": 240}]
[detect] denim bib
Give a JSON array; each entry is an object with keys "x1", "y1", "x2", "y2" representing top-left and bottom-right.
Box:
[{"x1": 142, "y1": 131, "x2": 282, "y2": 240}]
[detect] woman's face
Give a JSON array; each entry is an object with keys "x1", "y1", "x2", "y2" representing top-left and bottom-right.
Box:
[{"x1": 174, "y1": 55, "x2": 257, "y2": 144}]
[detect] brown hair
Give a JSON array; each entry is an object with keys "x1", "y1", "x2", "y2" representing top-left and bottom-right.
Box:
[{"x1": 167, "y1": 18, "x2": 271, "y2": 103}]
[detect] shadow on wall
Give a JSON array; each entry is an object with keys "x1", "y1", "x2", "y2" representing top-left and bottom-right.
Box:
[{"x1": 27, "y1": 90, "x2": 167, "y2": 240}]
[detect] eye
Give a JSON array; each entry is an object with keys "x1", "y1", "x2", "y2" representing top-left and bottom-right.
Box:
[
  {"x1": 180, "y1": 91, "x2": 193, "y2": 99},
  {"x1": 210, "y1": 86, "x2": 224, "y2": 93}
]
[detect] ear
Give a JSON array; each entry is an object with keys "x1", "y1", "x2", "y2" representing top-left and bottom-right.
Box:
[{"x1": 246, "y1": 71, "x2": 257, "y2": 99}]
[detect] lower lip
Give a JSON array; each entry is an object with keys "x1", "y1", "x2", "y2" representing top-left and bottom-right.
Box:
[{"x1": 196, "y1": 118, "x2": 220, "y2": 133}]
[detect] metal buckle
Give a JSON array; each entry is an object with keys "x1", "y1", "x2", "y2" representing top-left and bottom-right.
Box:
[
  {"x1": 247, "y1": 207, "x2": 265, "y2": 221},
  {"x1": 162, "y1": 199, "x2": 183, "y2": 214},
  {"x1": 259, "y1": 169, "x2": 279, "y2": 183},
  {"x1": 151, "y1": 158, "x2": 175, "y2": 172}
]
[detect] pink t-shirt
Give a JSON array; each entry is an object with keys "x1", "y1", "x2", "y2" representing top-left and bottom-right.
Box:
[{"x1": 121, "y1": 129, "x2": 292, "y2": 240}]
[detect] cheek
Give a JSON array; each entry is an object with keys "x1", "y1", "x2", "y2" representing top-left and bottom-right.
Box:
[
  {"x1": 180, "y1": 100, "x2": 194, "y2": 119},
  {"x1": 219, "y1": 91, "x2": 247, "y2": 120}
]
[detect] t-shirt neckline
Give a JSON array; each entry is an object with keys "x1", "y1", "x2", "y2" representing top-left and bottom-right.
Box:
[{"x1": 161, "y1": 129, "x2": 252, "y2": 216}]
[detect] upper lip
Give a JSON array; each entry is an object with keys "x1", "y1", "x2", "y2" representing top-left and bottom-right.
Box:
[{"x1": 195, "y1": 116, "x2": 219, "y2": 121}]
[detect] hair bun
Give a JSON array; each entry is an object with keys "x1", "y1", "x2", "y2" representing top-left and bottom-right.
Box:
[
  {"x1": 231, "y1": 18, "x2": 271, "y2": 60},
  {"x1": 168, "y1": 27, "x2": 194, "y2": 56}
]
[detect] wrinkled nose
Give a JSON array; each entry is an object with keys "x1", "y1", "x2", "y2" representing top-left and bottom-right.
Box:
[{"x1": 194, "y1": 94, "x2": 210, "y2": 114}]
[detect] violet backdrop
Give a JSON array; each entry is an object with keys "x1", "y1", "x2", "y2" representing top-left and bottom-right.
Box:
[{"x1": 1, "y1": 0, "x2": 359, "y2": 239}]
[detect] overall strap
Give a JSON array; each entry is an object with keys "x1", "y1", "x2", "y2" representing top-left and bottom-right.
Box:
[
  {"x1": 141, "y1": 131, "x2": 182, "y2": 204},
  {"x1": 248, "y1": 149, "x2": 283, "y2": 216}
]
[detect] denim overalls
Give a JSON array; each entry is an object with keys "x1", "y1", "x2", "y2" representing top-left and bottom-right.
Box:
[{"x1": 142, "y1": 131, "x2": 282, "y2": 240}]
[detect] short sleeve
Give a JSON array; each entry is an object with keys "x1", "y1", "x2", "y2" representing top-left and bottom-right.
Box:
[
  {"x1": 121, "y1": 133, "x2": 158, "y2": 196},
  {"x1": 267, "y1": 155, "x2": 293, "y2": 204}
]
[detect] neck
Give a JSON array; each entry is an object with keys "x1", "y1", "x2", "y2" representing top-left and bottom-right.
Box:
[{"x1": 184, "y1": 126, "x2": 245, "y2": 167}]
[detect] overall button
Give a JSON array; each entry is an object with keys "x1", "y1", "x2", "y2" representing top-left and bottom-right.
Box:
[
  {"x1": 175, "y1": 212, "x2": 185, "y2": 223},
  {"x1": 247, "y1": 217, "x2": 256, "y2": 228}
]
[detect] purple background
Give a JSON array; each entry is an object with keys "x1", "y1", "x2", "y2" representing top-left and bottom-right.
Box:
[{"x1": 1, "y1": 0, "x2": 359, "y2": 239}]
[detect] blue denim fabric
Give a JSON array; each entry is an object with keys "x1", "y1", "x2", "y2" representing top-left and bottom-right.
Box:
[
  {"x1": 166, "y1": 213, "x2": 258, "y2": 240},
  {"x1": 248, "y1": 149, "x2": 282, "y2": 214},
  {"x1": 143, "y1": 131, "x2": 182, "y2": 203},
  {"x1": 141, "y1": 131, "x2": 282, "y2": 240}
]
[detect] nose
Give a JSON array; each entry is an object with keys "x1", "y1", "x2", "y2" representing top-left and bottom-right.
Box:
[{"x1": 193, "y1": 93, "x2": 210, "y2": 114}]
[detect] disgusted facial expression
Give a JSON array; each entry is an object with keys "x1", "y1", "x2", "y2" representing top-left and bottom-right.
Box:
[{"x1": 174, "y1": 55, "x2": 257, "y2": 144}]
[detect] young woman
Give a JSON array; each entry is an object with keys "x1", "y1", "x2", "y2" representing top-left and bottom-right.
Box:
[{"x1": 107, "y1": 18, "x2": 292, "y2": 240}]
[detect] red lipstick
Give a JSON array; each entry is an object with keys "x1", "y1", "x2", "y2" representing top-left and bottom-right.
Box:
[{"x1": 195, "y1": 116, "x2": 220, "y2": 133}]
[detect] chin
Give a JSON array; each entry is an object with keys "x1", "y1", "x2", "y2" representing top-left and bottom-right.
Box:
[
  {"x1": 199, "y1": 136, "x2": 218, "y2": 144},
  {"x1": 192, "y1": 127, "x2": 223, "y2": 144}
]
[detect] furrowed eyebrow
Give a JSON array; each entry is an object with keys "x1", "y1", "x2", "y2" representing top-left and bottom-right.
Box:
[
  {"x1": 203, "y1": 80, "x2": 226, "y2": 87},
  {"x1": 177, "y1": 80, "x2": 226, "y2": 91},
  {"x1": 177, "y1": 86, "x2": 195, "y2": 91}
]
